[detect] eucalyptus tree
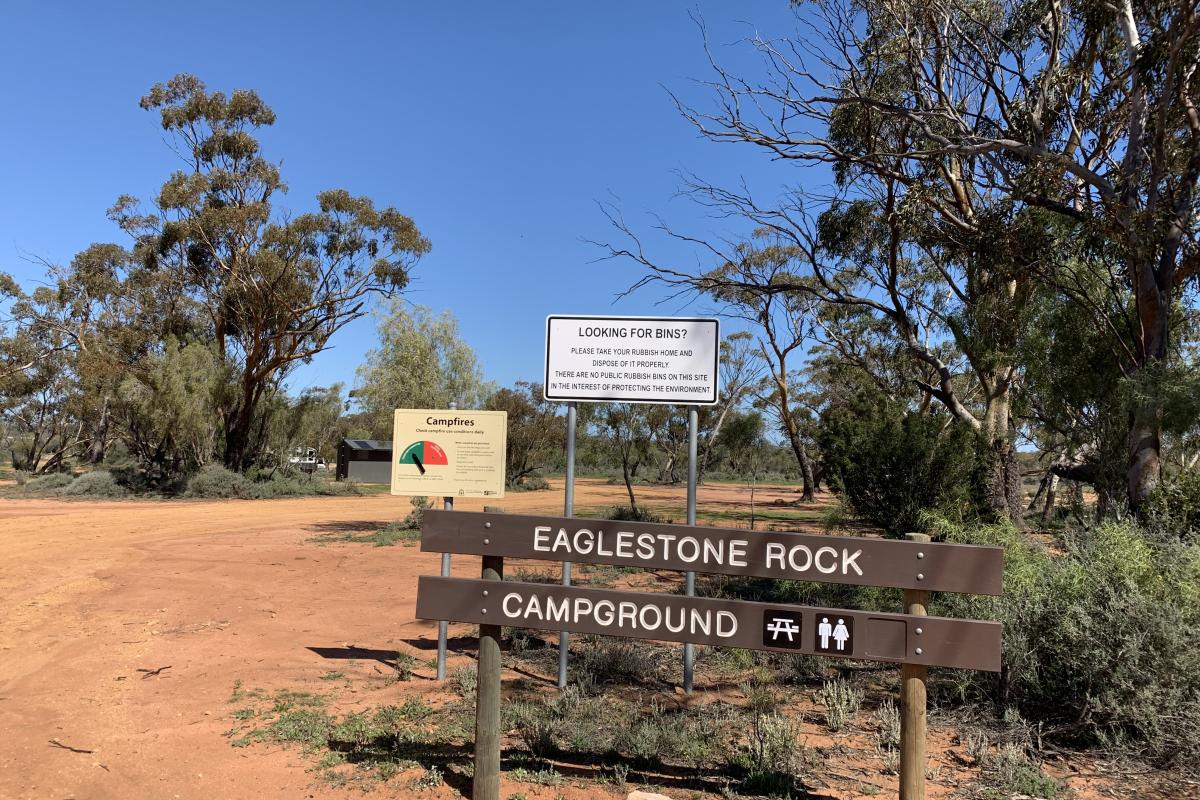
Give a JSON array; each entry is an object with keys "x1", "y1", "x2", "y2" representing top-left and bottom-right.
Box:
[
  {"x1": 485, "y1": 381, "x2": 562, "y2": 488},
  {"x1": 114, "y1": 74, "x2": 431, "y2": 469},
  {"x1": 675, "y1": 0, "x2": 1200, "y2": 510},
  {"x1": 697, "y1": 331, "x2": 766, "y2": 482},
  {"x1": 354, "y1": 301, "x2": 491, "y2": 436}
]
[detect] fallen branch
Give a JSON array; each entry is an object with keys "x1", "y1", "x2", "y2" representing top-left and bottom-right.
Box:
[
  {"x1": 48, "y1": 739, "x2": 94, "y2": 754},
  {"x1": 136, "y1": 665, "x2": 172, "y2": 679}
]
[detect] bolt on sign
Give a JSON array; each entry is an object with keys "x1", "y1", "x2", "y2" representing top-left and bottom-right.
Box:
[
  {"x1": 543, "y1": 315, "x2": 720, "y2": 405},
  {"x1": 390, "y1": 410, "x2": 508, "y2": 498},
  {"x1": 415, "y1": 511, "x2": 1003, "y2": 672}
]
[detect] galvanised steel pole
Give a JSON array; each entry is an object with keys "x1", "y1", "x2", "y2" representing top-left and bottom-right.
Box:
[
  {"x1": 436, "y1": 401, "x2": 458, "y2": 681},
  {"x1": 558, "y1": 402, "x2": 577, "y2": 689},
  {"x1": 683, "y1": 404, "x2": 698, "y2": 693}
]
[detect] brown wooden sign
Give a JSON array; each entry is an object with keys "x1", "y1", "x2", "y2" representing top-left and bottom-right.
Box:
[
  {"x1": 420, "y1": 510, "x2": 1003, "y2": 595},
  {"x1": 416, "y1": 576, "x2": 1002, "y2": 672}
]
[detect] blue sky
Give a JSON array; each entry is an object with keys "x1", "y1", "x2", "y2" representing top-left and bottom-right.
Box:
[{"x1": 0, "y1": 2, "x2": 822, "y2": 396}]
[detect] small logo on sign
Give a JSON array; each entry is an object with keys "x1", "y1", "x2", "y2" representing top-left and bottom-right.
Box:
[
  {"x1": 815, "y1": 615, "x2": 854, "y2": 654},
  {"x1": 762, "y1": 609, "x2": 804, "y2": 650}
]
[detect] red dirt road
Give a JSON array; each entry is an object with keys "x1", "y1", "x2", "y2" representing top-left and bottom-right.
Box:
[
  {"x1": 1, "y1": 481, "x2": 1185, "y2": 799},
  {"x1": 0, "y1": 480, "x2": 794, "y2": 800}
]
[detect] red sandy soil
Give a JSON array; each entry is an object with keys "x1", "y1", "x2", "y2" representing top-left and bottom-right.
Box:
[{"x1": 0, "y1": 479, "x2": 1192, "y2": 800}]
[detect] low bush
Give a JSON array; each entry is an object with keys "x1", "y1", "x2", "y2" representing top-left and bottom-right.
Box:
[
  {"x1": 1145, "y1": 469, "x2": 1200, "y2": 541},
  {"x1": 606, "y1": 505, "x2": 664, "y2": 523},
  {"x1": 576, "y1": 636, "x2": 663, "y2": 684},
  {"x1": 185, "y1": 465, "x2": 252, "y2": 499},
  {"x1": 247, "y1": 477, "x2": 360, "y2": 499},
  {"x1": 511, "y1": 474, "x2": 551, "y2": 492},
  {"x1": 185, "y1": 465, "x2": 360, "y2": 500},
  {"x1": 820, "y1": 677, "x2": 863, "y2": 732},
  {"x1": 23, "y1": 472, "x2": 75, "y2": 493},
  {"x1": 403, "y1": 496, "x2": 431, "y2": 529},
  {"x1": 63, "y1": 470, "x2": 127, "y2": 498},
  {"x1": 738, "y1": 711, "x2": 807, "y2": 794},
  {"x1": 932, "y1": 515, "x2": 1200, "y2": 768}
]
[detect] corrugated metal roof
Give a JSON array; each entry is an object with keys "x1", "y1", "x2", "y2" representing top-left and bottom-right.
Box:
[{"x1": 341, "y1": 439, "x2": 393, "y2": 451}]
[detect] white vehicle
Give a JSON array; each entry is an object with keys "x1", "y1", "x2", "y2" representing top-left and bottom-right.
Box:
[{"x1": 288, "y1": 447, "x2": 327, "y2": 473}]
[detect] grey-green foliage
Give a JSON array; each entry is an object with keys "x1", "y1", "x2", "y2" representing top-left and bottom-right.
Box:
[
  {"x1": 820, "y1": 678, "x2": 863, "y2": 732},
  {"x1": 184, "y1": 464, "x2": 360, "y2": 500},
  {"x1": 575, "y1": 636, "x2": 664, "y2": 684},
  {"x1": 22, "y1": 472, "x2": 76, "y2": 493},
  {"x1": 185, "y1": 464, "x2": 252, "y2": 499},
  {"x1": 63, "y1": 470, "x2": 127, "y2": 498},
  {"x1": 127, "y1": 74, "x2": 430, "y2": 471},
  {"x1": 262, "y1": 384, "x2": 348, "y2": 473},
  {"x1": 403, "y1": 496, "x2": 432, "y2": 530},
  {"x1": 115, "y1": 337, "x2": 223, "y2": 477},
  {"x1": 932, "y1": 515, "x2": 1200, "y2": 768},
  {"x1": 353, "y1": 302, "x2": 491, "y2": 437}
]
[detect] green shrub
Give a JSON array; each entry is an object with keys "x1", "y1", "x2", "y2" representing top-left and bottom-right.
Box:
[
  {"x1": 932, "y1": 515, "x2": 1200, "y2": 768},
  {"x1": 1145, "y1": 469, "x2": 1200, "y2": 541},
  {"x1": 576, "y1": 636, "x2": 662, "y2": 684},
  {"x1": 185, "y1": 466, "x2": 361, "y2": 500},
  {"x1": 982, "y1": 743, "x2": 1063, "y2": 798},
  {"x1": 403, "y1": 496, "x2": 431, "y2": 529},
  {"x1": 606, "y1": 505, "x2": 664, "y2": 523},
  {"x1": 23, "y1": 472, "x2": 75, "y2": 493},
  {"x1": 738, "y1": 711, "x2": 806, "y2": 794},
  {"x1": 509, "y1": 702, "x2": 560, "y2": 758},
  {"x1": 512, "y1": 474, "x2": 551, "y2": 492},
  {"x1": 818, "y1": 393, "x2": 988, "y2": 536},
  {"x1": 63, "y1": 471, "x2": 127, "y2": 498},
  {"x1": 820, "y1": 677, "x2": 863, "y2": 732},
  {"x1": 185, "y1": 465, "x2": 252, "y2": 498},
  {"x1": 246, "y1": 477, "x2": 359, "y2": 498}
]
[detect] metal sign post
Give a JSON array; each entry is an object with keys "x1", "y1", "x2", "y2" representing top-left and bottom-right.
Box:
[
  {"x1": 436, "y1": 402, "x2": 457, "y2": 683},
  {"x1": 683, "y1": 404, "x2": 698, "y2": 694},
  {"x1": 542, "y1": 314, "x2": 721, "y2": 694},
  {"x1": 558, "y1": 401, "x2": 577, "y2": 689}
]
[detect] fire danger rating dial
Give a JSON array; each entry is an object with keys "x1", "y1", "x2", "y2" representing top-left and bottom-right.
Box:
[{"x1": 399, "y1": 440, "x2": 448, "y2": 475}]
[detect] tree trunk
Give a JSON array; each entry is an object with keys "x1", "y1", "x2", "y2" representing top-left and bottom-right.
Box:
[
  {"x1": 89, "y1": 395, "x2": 110, "y2": 465},
  {"x1": 1127, "y1": 394, "x2": 1163, "y2": 513},
  {"x1": 1028, "y1": 472, "x2": 1049, "y2": 512},
  {"x1": 698, "y1": 403, "x2": 734, "y2": 485},
  {"x1": 1126, "y1": 253, "x2": 1171, "y2": 512},
  {"x1": 1040, "y1": 474, "x2": 1058, "y2": 527},
  {"x1": 621, "y1": 455, "x2": 638, "y2": 514},
  {"x1": 981, "y1": 387, "x2": 1024, "y2": 528},
  {"x1": 782, "y1": 422, "x2": 815, "y2": 501},
  {"x1": 223, "y1": 379, "x2": 261, "y2": 471}
]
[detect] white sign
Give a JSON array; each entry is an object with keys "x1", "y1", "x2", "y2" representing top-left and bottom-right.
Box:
[
  {"x1": 390, "y1": 409, "x2": 507, "y2": 498},
  {"x1": 544, "y1": 315, "x2": 720, "y2": 405}
]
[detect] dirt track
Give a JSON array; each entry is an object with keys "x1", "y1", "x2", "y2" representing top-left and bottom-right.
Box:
[
  {"x1": 0, "y1": 479, "x2": 815, "y2": 800},
  {"x1": 1, "y1": 480, "x2": 1184, "y2": 800}
]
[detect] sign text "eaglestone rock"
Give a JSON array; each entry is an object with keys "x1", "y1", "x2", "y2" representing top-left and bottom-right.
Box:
[{"x1": 533, "y1": 525, "x2": 864, "y2": 576}]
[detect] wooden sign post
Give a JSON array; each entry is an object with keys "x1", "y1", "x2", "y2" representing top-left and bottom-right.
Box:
[
  {"x1": 901, "y1": 532, "x2": 931, "y2": 800},
  {"x1": 416, "y1": 512, "x2": 1004, "y2": 800},
  {"x1": 473, "y1": 552, "x2": 504, "y2": 800}
]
